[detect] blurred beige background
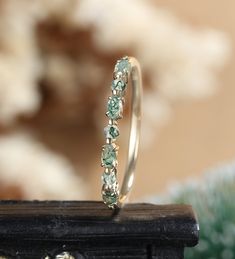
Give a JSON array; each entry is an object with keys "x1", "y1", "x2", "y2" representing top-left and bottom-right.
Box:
[
  {"x1": 131, "y1": 0, "x2": 235, "y2": 200},
  {"x1": 0, "y1": 0, "x2": 234, "y2": 202}
]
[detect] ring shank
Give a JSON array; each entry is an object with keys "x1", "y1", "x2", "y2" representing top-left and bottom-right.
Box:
[{"x1": 118, "y1": 57, "x2": 142, "y2": 206}]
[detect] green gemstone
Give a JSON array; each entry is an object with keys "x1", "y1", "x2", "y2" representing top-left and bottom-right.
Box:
[
  {"x1": 104, "y1": 125, "x2": 119, "y2": 139},
  {"x1": 115, "y1": 58, "x2": 131, "y2": 74},
  {"x1": 106, "y1": 96, "x2": 123, "y2": 120},
  {"x1": 101, "y1": 144, "x2": 117, "y2": 168},
  {"x1": 102, "y1": 170, "x2": 117, "y2": 186},
  {"x1": 102, "y1": 189, "x2": 118, "y2": 206},
  {"x1": 112, "y1": 79, "x2": 126, "y2": 91}
]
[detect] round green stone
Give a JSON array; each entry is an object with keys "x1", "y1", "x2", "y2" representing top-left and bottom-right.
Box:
[
  {"x1": 112, "y1": 79, "x2": 126, "y2": 91},
  {"x1": 101, "y1": 144, "x2": 117, "y2": 168},
  {"x1": 102, "y1": 170, "x2": 117, "y2": 186},
  {"x1": 102, "y1": 190, "x2": 118, "y2": 206},
  {"x1": 106, "y1": 96, "x2": 123, "y2": 120},
  {"x1": 104, "y1": 125, "x2": 119, "y2": 139}
]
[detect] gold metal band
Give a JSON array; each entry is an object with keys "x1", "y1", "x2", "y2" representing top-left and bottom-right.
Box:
[
  {"x1": 101, "y1": 56, "x2": 142, "y2": 209},
  {"x1": 118, "y1": 57, "x2": 142, "y2": 206}
]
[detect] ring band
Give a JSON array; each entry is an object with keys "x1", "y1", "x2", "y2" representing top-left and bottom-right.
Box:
[{"x1": 101, "y1": 56, "x2": 142, "y2": 209}]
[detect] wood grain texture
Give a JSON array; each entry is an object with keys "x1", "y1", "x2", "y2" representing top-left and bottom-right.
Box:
[{"x1": 0, "y1": 201, "x2": 199, "y2": 259}]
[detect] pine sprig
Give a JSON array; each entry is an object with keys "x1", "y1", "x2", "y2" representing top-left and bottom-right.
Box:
[{"x1": 150, "y1": 163, "x2": 235, "y2": 259}]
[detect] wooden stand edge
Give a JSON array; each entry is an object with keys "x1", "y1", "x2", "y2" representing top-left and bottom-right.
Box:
[{"x1": 0, "y1": 200, "x2": 199, "y2": 259}]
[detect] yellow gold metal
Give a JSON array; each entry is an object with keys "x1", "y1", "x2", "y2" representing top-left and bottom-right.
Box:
[{"x1": 118, "y1": 57, "x2": 142, "y2": 207}]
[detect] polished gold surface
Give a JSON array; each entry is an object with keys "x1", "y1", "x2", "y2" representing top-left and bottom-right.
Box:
[{"x1": 118, "y1": 57, "x2": 142, "y2": 206}]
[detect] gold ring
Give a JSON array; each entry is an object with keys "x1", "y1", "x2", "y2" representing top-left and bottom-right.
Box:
[{"x1": 101, "y1": 56, "x2": 142, "y2": 209}]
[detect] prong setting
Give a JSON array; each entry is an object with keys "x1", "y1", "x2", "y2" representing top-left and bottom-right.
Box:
[{"x1": 101, "y1": 57, "x2": 131, "y2": 209}]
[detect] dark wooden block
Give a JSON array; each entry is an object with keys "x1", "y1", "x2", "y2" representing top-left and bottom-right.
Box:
[{"x1": 0, "y1": 201, "x2": 199, "y2": 259}]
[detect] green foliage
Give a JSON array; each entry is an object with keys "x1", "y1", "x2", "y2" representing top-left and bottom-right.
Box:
[{"x1": 150, "y1": 163, "x2": 235, "y2": 259}]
